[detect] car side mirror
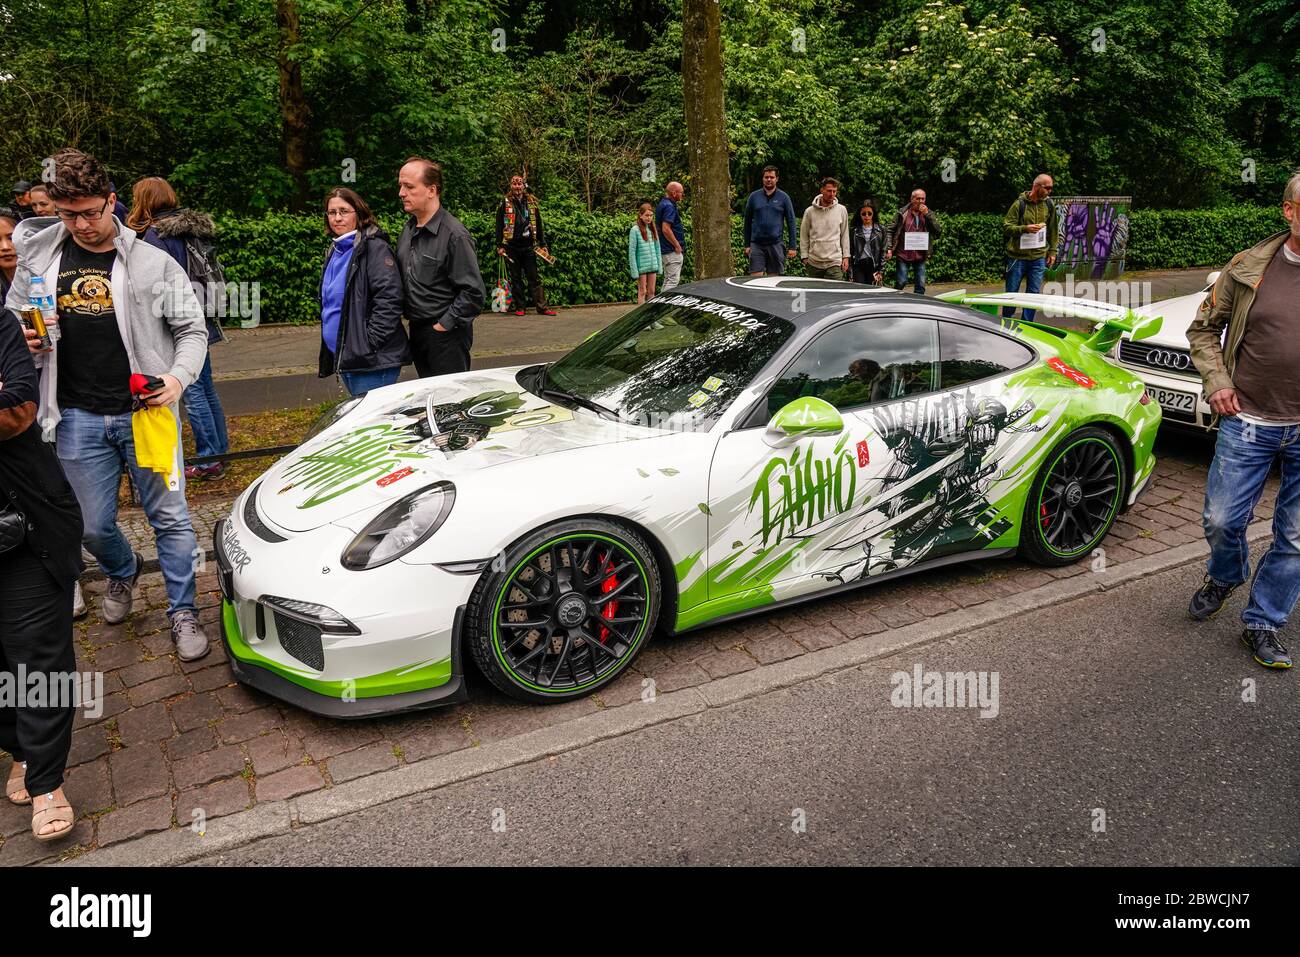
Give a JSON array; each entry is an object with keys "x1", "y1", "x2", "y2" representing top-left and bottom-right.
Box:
[
  {"x1": 1205, "y1": 270, "x2": 1220, "y2": 287},
  {"x1": 764, "y1": 397, "x2": 844, "y2": 447}
]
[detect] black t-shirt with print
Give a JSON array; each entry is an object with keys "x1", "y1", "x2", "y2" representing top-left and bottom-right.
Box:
[{"x1": 56, "y1": 238, "x2": 132, "y2": 414}]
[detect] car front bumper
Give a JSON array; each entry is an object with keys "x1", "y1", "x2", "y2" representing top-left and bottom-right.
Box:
[{"x1": 212, "y1": 505, "x2": 476, "y2": 718}]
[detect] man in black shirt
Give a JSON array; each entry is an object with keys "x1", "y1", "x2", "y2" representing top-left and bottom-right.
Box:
[
  {"x1": 7, "y1": 149, "x2": 209, "y2": 661},
  {"x1": 396, "y1": 157, "x2": 486, "y2": 378},
  {"x1": 55, "y1": 239, "x2": 132, "y2": 414}
]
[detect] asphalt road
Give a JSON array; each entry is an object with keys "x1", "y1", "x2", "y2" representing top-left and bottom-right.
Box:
[{"x1": 193, "y1": 543, "x2": 1300, "y2": 866}]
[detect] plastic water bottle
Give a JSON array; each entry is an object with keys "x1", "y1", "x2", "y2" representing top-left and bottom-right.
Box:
[{"x1": 28, "y1": 275, "x2": 59, "y2": 342}]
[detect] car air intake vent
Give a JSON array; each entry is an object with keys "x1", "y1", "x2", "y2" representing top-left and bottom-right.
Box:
[
  {"x1": 243, "y1": 483, "x2": 287, "y2": 543},
  {"x1": 1118, "y1": 340, "x2": 1196, "y2": 376},
  {"x1": 273, "y1": 612, "x2": 324, "y2": 671}
]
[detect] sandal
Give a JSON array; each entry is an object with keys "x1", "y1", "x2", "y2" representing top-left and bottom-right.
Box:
[
  {"x1": 32, "y1": 790, "x2": 75, "y2": 842},
  {"x1": 6, "y1": 761, "x2": 30, "y2": 805}
]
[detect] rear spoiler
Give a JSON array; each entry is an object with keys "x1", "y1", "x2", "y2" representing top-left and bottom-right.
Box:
[{"x1": 936, "y1": 290, "x2": 1164, "y2": 353}]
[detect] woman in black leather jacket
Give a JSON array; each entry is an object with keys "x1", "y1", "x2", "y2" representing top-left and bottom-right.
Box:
[{"x1": 848, "y1": 199, "x2": 886, "y2": 285}]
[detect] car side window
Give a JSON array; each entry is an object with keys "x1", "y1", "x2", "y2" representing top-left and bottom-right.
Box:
[
  {"x1": 938, "y1": 321, "x2": 1035, "y2": 389},
  {"x1": 764, "y1": 316, "x2": 941, "y2": 419}
]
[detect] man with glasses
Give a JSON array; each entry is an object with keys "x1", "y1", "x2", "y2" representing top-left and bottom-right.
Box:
[
  {"x1": 1001, "y1": 173, "x2": 1059, "y2": 322},
  {"x1": 3, "y1": 149, "x2": 211, "y2": 660}
]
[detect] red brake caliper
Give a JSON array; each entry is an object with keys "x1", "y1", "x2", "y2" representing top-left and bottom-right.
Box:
[
  {"x1": 598, "y1": 553, "x2": 619, "y2": 643},
  {"x1": 1040, "y1": 503, "x2": 1050, "y2": 530}
]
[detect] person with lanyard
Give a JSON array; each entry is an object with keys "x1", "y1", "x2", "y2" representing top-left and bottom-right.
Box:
[
  {"x1": 886, "y1": 188, "x2": 941, "y2": 294},
  {"x1": 849, "y1": 198, "x2": 886, "y2": 284},
  {"x1": 318, "y1": 187, "x2": 409, "y2": 397},
  {"x1": 494, "y1": 175, "x2": 556, "y2": 317},
  {"x1": 4, "y1": 149, "x2": 210, "y2": 660}
]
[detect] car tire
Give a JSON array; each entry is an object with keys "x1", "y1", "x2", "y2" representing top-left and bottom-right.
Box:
[
  {"x1": 1019, "y1": 426, "x2": 1128, "y2": 567},
  {"x1": 464, "y1": 518, "x2": 661, "y2": 704}
]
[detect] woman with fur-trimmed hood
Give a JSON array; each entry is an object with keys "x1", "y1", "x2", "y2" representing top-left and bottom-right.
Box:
[{"x1": 128, "y1": 178, "x2": 230, "y2": 480}]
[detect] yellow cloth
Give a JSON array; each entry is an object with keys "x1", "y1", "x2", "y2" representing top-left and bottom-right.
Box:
[{"x1": 132, "y1": 406, "x2": 181, "y2": 491}]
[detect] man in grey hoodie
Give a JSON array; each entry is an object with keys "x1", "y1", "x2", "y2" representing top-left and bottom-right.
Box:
[
  {"x1": 4, "y1": 150, "x2": 211, "y2": 660},
  {"x1": 799, "y1": 178, "x2": 850, "y2": 280}
]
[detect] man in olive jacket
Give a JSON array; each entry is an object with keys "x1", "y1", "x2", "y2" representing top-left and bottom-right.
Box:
[
  {"x1": 1184, "y1": 172, "x2": 1300, "y2": 669},
  {"x1": 1001, "y1": 174, "x2": 1059, "y2": 321}
]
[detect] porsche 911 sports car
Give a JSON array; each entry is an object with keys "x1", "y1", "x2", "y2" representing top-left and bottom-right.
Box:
[{"x1": 213, "y1": 278, "x2": 1163, "y2": 716}]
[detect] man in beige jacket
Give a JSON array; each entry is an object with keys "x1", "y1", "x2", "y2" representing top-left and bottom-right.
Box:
[
  {"x1": 799, "y1": 178, "x2": 849, "y2": 280},
  {"x1": 1185, "y1": 171, "x2": 1300, "y2": 669}
]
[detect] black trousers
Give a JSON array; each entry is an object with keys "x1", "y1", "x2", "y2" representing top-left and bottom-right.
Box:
[
  {"x1": 505, "y1": 247, "x2": 548, "y2": 311},
  {"x1": 0, "y1": 542, "x2": 77, "y2": 795},
  {"x1": 410, "y1": 322, "x2": 473, "y2": 378},
  {"x1": 850, "y1": 260, "x2": 881, "y2": 284}
]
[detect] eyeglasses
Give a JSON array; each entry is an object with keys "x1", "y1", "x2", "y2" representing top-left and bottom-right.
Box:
[
  {"x1": 53, "y1": 198, "x2": 109, "y2": 224},
  {"x1": 327, "y1": 209, "x2": 355, "y2": 218}
]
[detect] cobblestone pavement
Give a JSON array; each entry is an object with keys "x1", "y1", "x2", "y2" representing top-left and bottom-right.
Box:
[{"x1": 0, "y1": 429, "x2": 1277, "y2": 865}]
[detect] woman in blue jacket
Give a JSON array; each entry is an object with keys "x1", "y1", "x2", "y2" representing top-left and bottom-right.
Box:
[{"x1": 319, "y1": 188, "x2": 410, "y2": 397}]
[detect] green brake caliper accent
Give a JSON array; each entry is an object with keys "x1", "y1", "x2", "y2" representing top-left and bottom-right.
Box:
[
  {"x1": 1035, "y1": 438, "x2": 1121, "y2": 558},
  {"x1": 491, "y1": 533, "x2": 649, "y2": 694}
]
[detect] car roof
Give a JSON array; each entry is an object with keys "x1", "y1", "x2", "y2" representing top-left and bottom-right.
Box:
[{"x1": 674, "y1": 276, "x2": 993, "y2": 326}]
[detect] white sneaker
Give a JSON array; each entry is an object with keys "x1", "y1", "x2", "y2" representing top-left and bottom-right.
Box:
[{"x1": 72, "y1": 581, "x2": 88, "y2": 619}]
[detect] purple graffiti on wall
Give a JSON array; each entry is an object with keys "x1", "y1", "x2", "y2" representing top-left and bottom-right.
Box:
[{"x1": 1050, "y1": 196, "x2": 1131, "y2": 281}]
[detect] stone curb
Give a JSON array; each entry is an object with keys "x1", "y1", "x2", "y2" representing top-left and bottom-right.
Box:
[{"x1": 58, "y1": 519, "x2": 1272, "y2": 867}]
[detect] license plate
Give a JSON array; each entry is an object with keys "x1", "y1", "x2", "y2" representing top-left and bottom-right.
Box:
[{"x1": 1145, "y1": 386, "x2": 1195, "y2": 413}]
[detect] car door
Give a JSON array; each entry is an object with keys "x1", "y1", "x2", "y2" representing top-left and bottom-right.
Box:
[{"x1": 703, "y1": 314, "x2": 948, "y2": 613}]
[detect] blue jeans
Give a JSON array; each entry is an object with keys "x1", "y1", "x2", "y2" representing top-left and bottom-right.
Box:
[
  {"x1": 894, "y1": 259, "x2": 926, "y2": 294},
  {"x1": 1203, "y1": 416, "x2": 1300, "y2": 633},
  {"x1": 182, "y1": 353, "x2": 229, "y2": 458},
  {"x1": 1003, "y1": 256, "x2": 1047, "y2": 321},
  {"x1": 340, "y1": 367, "x2": 401, "y2": 398},
  {"x1": 56, "y1": 407, "x2": 198, "y2": 616}
]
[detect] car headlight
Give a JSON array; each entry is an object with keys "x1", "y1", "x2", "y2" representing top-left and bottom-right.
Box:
[
  {"x1": 304, "y1": 396, "x2": 363, "y2": 442},
  {"x1": 341, "y1": 482, "x2": 456, "y2": 570}
]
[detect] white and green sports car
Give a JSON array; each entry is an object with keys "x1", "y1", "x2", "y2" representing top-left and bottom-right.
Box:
[{"x1": 214, "y1": 278, "x2": 1163, "y2": 716}]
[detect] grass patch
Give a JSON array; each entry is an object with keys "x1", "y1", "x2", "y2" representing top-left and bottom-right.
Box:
[{"x1": 117, "y1": 402, "x2": 336, "y2": 505}]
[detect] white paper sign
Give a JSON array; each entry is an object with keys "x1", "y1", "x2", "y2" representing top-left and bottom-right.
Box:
[
  {"x1": 903, "y1": 231, "x2": 929, "y2": 252},
  {"x1": 1019, "y1": 228, "x2": 1047, "y2": 250}
]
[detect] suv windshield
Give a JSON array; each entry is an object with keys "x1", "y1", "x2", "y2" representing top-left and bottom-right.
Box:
[{"x1": 543, "y1": 296, "x2": 796, "y2": 430}]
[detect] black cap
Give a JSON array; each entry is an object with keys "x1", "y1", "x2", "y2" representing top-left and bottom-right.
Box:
[{"x1": 12, "y1": 180, "x2": 32, "y2": 195}]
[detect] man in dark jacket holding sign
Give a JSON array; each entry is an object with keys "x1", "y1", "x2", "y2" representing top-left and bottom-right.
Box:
[{"x1": 887, "y1": 189, "x2": 941, "y2": 294}]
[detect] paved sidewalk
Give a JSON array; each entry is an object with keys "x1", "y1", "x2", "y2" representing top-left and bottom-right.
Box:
[
  {"x1": 0, "y1": 429, "x2": 1275, "y2": 865},
  {"x1": 212, "y1": 268, "x2": 1215, "y2": 415}
]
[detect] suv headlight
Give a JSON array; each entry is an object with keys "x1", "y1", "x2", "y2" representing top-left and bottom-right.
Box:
[
  {"x1": 304, "y1": 396, "x2": 362, "y2": 442},
  {"x1": 341, "y1": 482, "x2": 456, "y2": 570}
]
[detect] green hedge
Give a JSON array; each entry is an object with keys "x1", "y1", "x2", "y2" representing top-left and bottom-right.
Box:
[{"x1": 213, "y1": 204, "x2": 1285, "y2": 325}]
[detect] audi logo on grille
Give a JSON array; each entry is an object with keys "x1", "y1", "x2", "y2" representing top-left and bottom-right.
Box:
[{"x1": 1144, "y1": 348, "x2": 1192, "y2": 370}]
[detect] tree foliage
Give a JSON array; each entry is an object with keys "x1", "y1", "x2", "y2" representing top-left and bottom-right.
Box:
[{"x1": 0, "y1": 0, "x2": 1291, "y2": 217}]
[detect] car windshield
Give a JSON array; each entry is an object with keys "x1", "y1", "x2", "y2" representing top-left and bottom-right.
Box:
[{"x1": 543, "y1": 296, "x2": 796, "y2": 430}]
